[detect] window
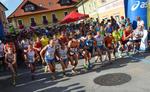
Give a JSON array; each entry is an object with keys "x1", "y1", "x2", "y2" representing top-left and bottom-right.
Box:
[
  {"x1": 60, "y1": 0, "x2": 71, "y2": 5},
  {"x1": 30, "y1": 17, "x2": 36, "y2": 26},
  {"x1": 42, "y1": 16, "x2": 48, "y2": 25},
  {"x1": 49, "y1": 2, "x2": 51, "y2": 6},
  {"x1": 25, "y1": 4, "x2": 35, "y2": 12},
  {"x1": 42, "y1": 16, "x2": 47, "y2": 21},
  {"x1": 66, "y1": 0, "x2": 71, "y2": 4},
  {"x1": 18, "y1": 19, "x2": 23, "y2": 25},
  {"x1": 30, "y1": 17, "x2": 35, "y2": 23},
  {"x1": 52, "y1": 14, "x2": 58, "y2": 23},
  {"x1": 64, "y1": 12, "x2": 68, "y2": 16}
]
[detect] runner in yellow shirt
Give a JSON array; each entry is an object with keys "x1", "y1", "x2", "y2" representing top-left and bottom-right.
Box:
[
  {"x1": 41, "y1": 36, "x2": 49, "y2": 47},
  {"x1": 112, "y1": 29, "x2": 123, "y2": 58},
  {"x1": 112, "y1": 29, "x2": 121, "y2": 42}
]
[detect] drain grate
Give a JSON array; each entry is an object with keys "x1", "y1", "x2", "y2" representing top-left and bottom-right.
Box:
[{"x1": 94, "y1": 73, "x2": 131, "y2": 86}]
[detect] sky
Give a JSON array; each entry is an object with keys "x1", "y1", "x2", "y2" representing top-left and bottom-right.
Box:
[{"x1": 1, "y1": 0, "x2": 22, "y2": 17}]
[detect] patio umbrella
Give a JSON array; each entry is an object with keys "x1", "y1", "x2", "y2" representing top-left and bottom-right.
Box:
[{"x1": 60, "y1": 11, "x2": 89, "y2": 24}]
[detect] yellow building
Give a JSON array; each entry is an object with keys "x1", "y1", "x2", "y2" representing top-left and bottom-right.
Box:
[
  {"x1": 77, "y1": 0, "x2": 125, "y2": 21},
  {"x1": 8, "y1": 0, "x2": 78, "y2": 28},
  {"x1": 0, "y1": 2, "x2": 8, "y2": 28}
]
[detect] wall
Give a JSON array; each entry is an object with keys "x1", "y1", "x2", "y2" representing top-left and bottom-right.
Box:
[
  {"x1": 96, "y1": 0, "x2": 125, "y2": 20},
  {"x1": 77, "y1": 0, "x2": 125, "y2": 21},
  {"x1": 11, "y1": 8, "x2": 74, "y2": 28},
  {"x1": 78, "y1": 0, "x2": 100, "y2": 19}
]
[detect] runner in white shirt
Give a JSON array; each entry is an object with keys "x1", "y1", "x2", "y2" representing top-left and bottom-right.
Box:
[
  {"x1": 21, "y1": 39, "x2": 29, "y2": 53},
  {"x1": 0, "y1": 40, "x2": 5, "y2": 71},
  {"x1": 40, "y1": 40, "x2": 57, "y2": 80},
  {"x1": 56, "y1": 43, "x2": 68, "y2": 77},
  {"x1": 137, "y1": 16, "x2": 144, "y2": 28},
  {"x1": 139, "y1": 23, "x2": 148, "y2": 51},
  {"x1": 132, "y1": 25, "x2": 144, "y2": 53},
  {"x1": 94, "y1": 32, "x2": 104, "y2": 63},
  {"x1": 24, "y1": 44, "x2": 38, "y2": 80}
]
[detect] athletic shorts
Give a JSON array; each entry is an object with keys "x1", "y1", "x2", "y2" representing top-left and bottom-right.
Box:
[
  {"x1": 87, "y1": 48, "x2": 93, "y2": 54},
  {"x1": 0, "y1": 57, "x2": 4, "y2": 63},
  {"x1": 122, "y1": 40, "x2": 129, "y2": 45},
  {"x1": 62, "y1": 59, "x2": 68, "y2": 64},
  {"x1": 97, "y1": 45, "x2": 105, "y2": 49},
  {"x1": 69, "y1": 52, "x2": 78, "y2": 56},
  {"x1": 28, "y1": 62, "x2": 35, "y2": 66},
  {"x1": 45, "y1": 58, "x2": 55, "y2": 64},
  {"x1": 133, "y1": 39, "x2": 141, "y2": 43}
]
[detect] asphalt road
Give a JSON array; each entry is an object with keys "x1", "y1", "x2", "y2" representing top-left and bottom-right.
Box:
[{"x1": 1, "y1": 52, "x2": 150, "y2": 92}]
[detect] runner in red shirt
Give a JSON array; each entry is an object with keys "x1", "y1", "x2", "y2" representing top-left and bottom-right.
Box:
[
  {"x1": 4, "y1": 42, "x2": 16, "y2": 54},
  {"x1": 122, "y1": 24, "x2": 133, "y2": 54},
  {"x1": 33, "y1": 37, "x2": 42, "y2": 61},
  {"x1": 33, "y1": 37, "x2": 42, "y2": 53}
]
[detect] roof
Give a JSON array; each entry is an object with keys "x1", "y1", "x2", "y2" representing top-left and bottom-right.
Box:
[
  {"x1": 0, "y1": 2, "x2": 8, "y2": 11},
  {"x1": 8, "y1": 0, "x2": 78, "y2": 18}
]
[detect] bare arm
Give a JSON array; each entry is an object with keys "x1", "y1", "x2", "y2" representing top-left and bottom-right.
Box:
[
  {"x1": 68, "y1": 41, "x2": 71, "y2": 48},
  {"x1": 12, "y1": 53, "x2": 16, "y2": 65},
  {"x1": 4, "y1": 54, "x2": 9, "y2": 65},
  {"x1": 40, "y1": 45, "x2": 48, "y2": 62}
]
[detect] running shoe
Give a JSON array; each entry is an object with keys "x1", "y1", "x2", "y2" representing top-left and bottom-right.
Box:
[
  {"x1": 51, "y1": 75, "x2": 56, "y2": 80},
  {"x1": 83, "y1": 64, "x2": 88, "y2": 69},
  {"x1": 71, "y1": 70, "x2": 77, "y2": 75}
]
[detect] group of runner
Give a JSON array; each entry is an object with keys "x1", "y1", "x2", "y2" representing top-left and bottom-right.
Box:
[{"x1": 0, "y1": 16, "x2": 149, "y2": 86}]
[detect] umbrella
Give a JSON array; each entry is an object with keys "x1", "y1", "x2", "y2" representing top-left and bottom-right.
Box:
[{"x1": 60, "y1": 11, "x2": 89, "y2": 24}]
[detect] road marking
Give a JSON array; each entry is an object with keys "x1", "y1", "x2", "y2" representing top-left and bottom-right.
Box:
[{"x1": 16, "y1": 78, "x2": 46, "y2": 87}]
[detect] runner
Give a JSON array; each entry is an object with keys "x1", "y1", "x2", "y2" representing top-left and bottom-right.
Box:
[
  {"x1": 4, "y1": 47, "x2": 17, "y2": 86},
  {"x1": 33, "y1": 37, "x2": 42, "y2": 54},
  {"x1": 79, "y1": 37, "x2": 90, "y2": 69},
  {"x1": 53, "y1": 35, "x2": 61, "y2": 50},
  {"x1": 41, "y1": 36, "x2": 49, "y2": 47},
  {"x1": 68, "y1": 35, "x2": 79, "y2": 74},
  {"x1": 85, "y1": 32, "x2": 95, "y2": 69},
  {"x1": 33, "y1": 37, "x2": 42, "y2": 62},
  {"x1": 0, "y1": 40, "x2": 5, "y2": 71},
  {"x1": 40, "y1": 36, "x2": 49, "y2": 73},
  {"x1": 122, "y1": 24, "x2": 133, "y2": 55},
  {"x1": 132, "y1": 24, "x2": 144, "y2": 53},
  {"x1": 24, "y1": 44, "x2": 38, "y2": 80},
  {"x1": 56, "y1": 43, "x2": 68, "y2": 77},
  {"x1": 104, "y1": 33, "x2": 115, "y2": 64},
  {"x1": 21, "y1": 38, "x2": 30, "y2": 53},
  {"x1": 59, "y1": 32, "x2": 68, "y2": 45},
  {"x1": 94, "y1": 32, "x2": 104, "y2": 63},
  {"x1": 4, "y1": 41, "x2": 16, "y2": 54},
  {"x1": 112, "y1": 28, "x2": 122, "y2": 57},
  {"x1": 40, "y1": 40, "x2": 57, "y2": 80}
]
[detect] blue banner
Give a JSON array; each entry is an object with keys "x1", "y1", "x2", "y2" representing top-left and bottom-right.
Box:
[
  {"x1": 0, "y1": 20, "x2": 4, "y2": 39},
  {"x1": 126, "y1": 0, "x2": 148, "y2": 29}
]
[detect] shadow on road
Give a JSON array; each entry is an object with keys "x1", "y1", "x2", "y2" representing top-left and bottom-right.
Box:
[{"x1": 0, "y1": 52, "x2": 150, "y2": 92}]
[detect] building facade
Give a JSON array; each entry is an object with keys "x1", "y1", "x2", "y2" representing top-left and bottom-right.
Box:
[
  {"x1": 96, "y1": 0, "x2": 125, "y2": 21},
  {"x1": 0, "y1": 2, "x2": 8, "y2": 28},
  {"x1": 77, "y1": 0, "x2": 150, "y2": 28},
  {"x1": 8, "y1": 0, "x2": 78, "y2": 28},
  {"x1": 77, "y1": 0, "x2": 125, "y2": 21}
]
